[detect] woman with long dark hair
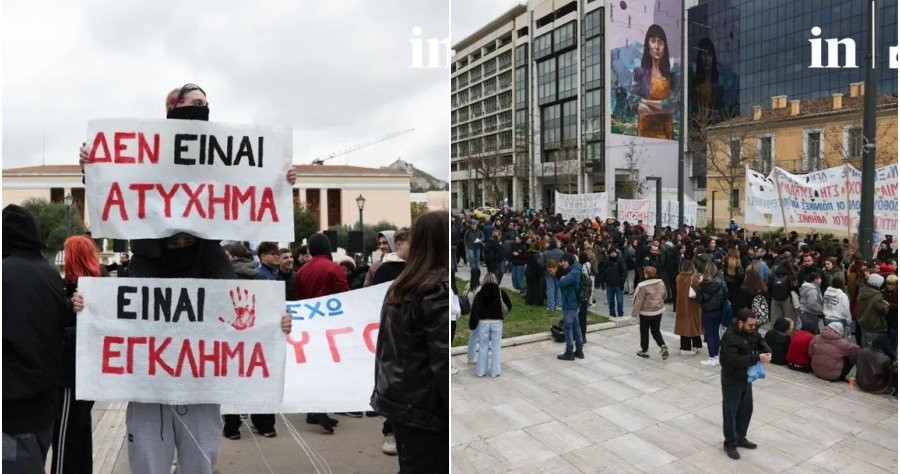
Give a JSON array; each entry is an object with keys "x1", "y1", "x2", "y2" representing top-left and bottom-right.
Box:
[
  {"x1": 691, "y1": 37, "x2": 724, "y2": 116},
  {"x1": 696, "y1": 262, "x2": 727, "y2": 367},
  {"x1": 629, "y1": 24, "x2": 679, "y2": 139},
  {"x1": 371, "y1": 210, "x2": 449, "y2": 473},
  {"x1": 53, "y1": 235, "x2": 102, "y2": 474}
]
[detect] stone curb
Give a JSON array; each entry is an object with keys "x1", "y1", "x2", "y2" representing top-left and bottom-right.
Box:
[{"x1": 451, "y1": 320, "x2": 631, "y2": 356}]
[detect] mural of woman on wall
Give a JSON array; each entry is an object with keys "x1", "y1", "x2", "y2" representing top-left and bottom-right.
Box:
[
  {"x1": 628, "y1": 24, "x2": 678, "y2": 140},
  {"x1": 690, "y1": 37, "x2": 724, "y2": 120}
]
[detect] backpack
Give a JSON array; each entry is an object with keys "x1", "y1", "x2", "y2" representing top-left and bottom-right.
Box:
[
  {"x1": 550, "y1": 318, "x2": 565, "y2": 342},
  {"x1": 751, "y1": 294, "x2": 769, "y2": 325},
  {"x1": 580, "y1": 272, "x2": 593, "y2": 304},
  {"x1": 771, "y1": 274, "x2": 791, "y2": 301},
  {"x1": 458, "y1": 294, "x2": 471, "y2": 315}
]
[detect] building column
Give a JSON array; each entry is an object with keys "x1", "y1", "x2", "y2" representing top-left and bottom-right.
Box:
[
  {"x1": 319, "y1": 188, "x2": 328, "y2": 231},
  {"x1": 512, "y1": 176, "x2": 520, "y2": 210}
]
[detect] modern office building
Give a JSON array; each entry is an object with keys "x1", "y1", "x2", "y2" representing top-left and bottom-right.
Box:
[
  {"x1": 686, "y1": 0, "x2": 898, "y2": 190},
  {"x1": 452, "y1": 0, "x2": 687, "y2": 214}
]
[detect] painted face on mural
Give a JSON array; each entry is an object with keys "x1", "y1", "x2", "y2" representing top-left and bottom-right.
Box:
[{"x1": 649, "y1": 36, "x2": 666, "y2": 61}]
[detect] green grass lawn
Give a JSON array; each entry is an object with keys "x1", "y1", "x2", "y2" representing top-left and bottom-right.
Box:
[{"x1": 452, "y1": 278, "x2": 609, "y2": 347}]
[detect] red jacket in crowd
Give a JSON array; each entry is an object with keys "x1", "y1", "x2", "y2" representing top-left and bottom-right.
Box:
[
  {"x1": 785, "y1": 329, "x2": 815, "y2": 370},
  {"x1": 294, "y1": 255, "x2": 349, "y2": 299}
]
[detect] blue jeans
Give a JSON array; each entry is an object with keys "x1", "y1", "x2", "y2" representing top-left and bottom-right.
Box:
[
  {"x1": 468, "y1": 248, "x2": 481, "y2": 271},
  {"x1": 702, "y1": 309, "x2": 722, "y2": 358},
  {"x1": 511, "y1": 265, "x2": 525, "y2": 289},
  {"x1": 607, "y1": 285, "x2": 624, "y2": 316},
  {"x1": 562, "y1": 309, "x2": 584, "y2": 354},
  {"x1": 476, "y1": 320, "x2": 503, "y2": 377},
  {"x1": 467, "y1": 324, "x2": 480, "y2": 362},
  {"x1": 545, "y1": 276, "x2": 562, "y2": 310}
]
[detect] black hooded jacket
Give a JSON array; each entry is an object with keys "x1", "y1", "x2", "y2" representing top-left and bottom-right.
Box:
[
  {"x1": 2, "y1": 205, "x2": 68, "y2": 434},
  {"x1": 371, "y1": 277, "x2": 449, "y2": 434}
]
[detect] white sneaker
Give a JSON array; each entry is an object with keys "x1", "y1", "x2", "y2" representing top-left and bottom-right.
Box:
[
  {"x1": 382, "y1": 433, "x2": 398, "y2": 455},
  {"x1": 680, "y1": 349, "x2": 694, "y2": 356},
  {"x1": 700, "y1": 357, "x2": 718, "y2": 367},
  {"x1": 451, "y1": 365, "x2": 459, "y2": 375}
]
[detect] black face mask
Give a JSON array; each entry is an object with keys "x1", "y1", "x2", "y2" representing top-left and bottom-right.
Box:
[{"x1": 167, "y1": 105, "x2": 209, "y2": 121}]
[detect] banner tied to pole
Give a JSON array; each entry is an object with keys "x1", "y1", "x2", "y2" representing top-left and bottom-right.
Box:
[
  {"x1": 83, "y1": 118, "x2": 294, "y2": 241},
  {"x1": 76, "y1": 278, "x2": 287, "y2": 406}
]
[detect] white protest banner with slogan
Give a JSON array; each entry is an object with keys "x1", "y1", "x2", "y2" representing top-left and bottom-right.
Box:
[
  {"x1": 76, "y1": 278, "x2": 287, "y2": 406},
  {"x1": 84, "y1": 119, "x2": 294, "y2": 241},
  {"x1": 656, "y1": 199, "x2": 698, "y2": 228},
  {"x1": 617, "y1": 199, "x2": 652, "y2": 224},
  {"x1": 221, "y1": 282, "x2": 389, "y2": 414},
  {"x1": 873, "y1": 164, "x2": 898, "y2": 245},
  {"x1": 555, "y1": 192, "x2": 608, "y2": 222},
  {"x1": 745, "y1": 167, "x2": 785, "y2": 228},
  {"x1": 773, "y1": 165, "x2": 851, "y2": 231}
]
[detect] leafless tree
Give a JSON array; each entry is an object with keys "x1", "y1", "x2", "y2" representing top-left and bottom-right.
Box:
[{"x1": 617, "y1": 137, "x2": 646, "y2": 199}]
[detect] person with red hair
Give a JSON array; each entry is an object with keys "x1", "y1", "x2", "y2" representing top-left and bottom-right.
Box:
[{"x1": 52, "y1": 235, "x2": 102, "y2": 474}]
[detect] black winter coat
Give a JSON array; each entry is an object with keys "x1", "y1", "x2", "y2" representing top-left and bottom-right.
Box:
[
  {"x1": 696, "y1": 279, "x2": 727, "y2": 311},
  {"x1": 720, "y1": 325, "x2": 771, "y2": 385},
  {"x1": 2, "y1": 205, "x2": 68, "y2": 434},
  {"x1": 470, "y1": 283, "x2": 512, "y2": 329},
  {"x1": 371, "y1": 280, "x2": 449, "y2": 434},
  {"x1": 764, "y1": 329, "x2": 790, "y2": 365},
  {"x1": 604, "y1": 257, "x2": 628, "y2": 287}
]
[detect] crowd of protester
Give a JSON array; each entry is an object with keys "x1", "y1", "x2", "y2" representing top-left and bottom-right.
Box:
[{"x1": 453, "y1": 205, "x2": 898, "y2": 396}]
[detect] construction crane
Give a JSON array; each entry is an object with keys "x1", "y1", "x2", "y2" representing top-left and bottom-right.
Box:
[{"x1": 310, "y1": 128, "x2": 414, "y2": 165}]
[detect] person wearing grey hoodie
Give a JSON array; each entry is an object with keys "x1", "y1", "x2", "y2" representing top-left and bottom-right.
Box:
[
  {"x1": 799, "y1": 273, "x2": 824, "y2": 334},
  {"x1": 365, "y1": 230, "x2": 397, "y2": 287}
]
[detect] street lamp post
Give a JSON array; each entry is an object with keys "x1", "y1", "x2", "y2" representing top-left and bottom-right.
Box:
[
  {"x1": 646, "y1": 177, "x2": 662, "y2": 237},
  {"x1": 711, "y1": 190, "x2": 718, "y2": 230},
  {"x1": 355, "y1": 194, "x2": 366, "y2": 261},
  {"x1": 64, "y1": 193, "x2": 73, "y2": 237}
]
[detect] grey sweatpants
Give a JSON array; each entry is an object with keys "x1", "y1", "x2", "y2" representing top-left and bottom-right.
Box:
[{"x1": 126, "y1": 402, "x2": 221, "y2": 474}]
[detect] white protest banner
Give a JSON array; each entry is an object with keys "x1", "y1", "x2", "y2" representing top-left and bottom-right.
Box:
[
  {"x1": 84, "y1": 119, "x2": 294, "y2": 241},
  {"x1": 222, "y1": 282, "x2": 389, "y2": 414},
  {"x1": 555, "y1": 191, "x2": 608, "y2": 222},
  {"x1": 76, "y1": 278, "x2": 287, "y2": 406},
  {"x1": 617, "y1": 199, "x2": 652, "y2": 224},
  {"x1": 773, "y1": 165, "x2": 850, "y2": 231},
  {"x1": 656, "y1": 199, "x2": 698, "y2": 228},
  {"x1": 745, "y1": 167, "x2": 785, "y2": 227},
  {"x1": 873, "y1": 164, "x2": 899, "y2": 254}
]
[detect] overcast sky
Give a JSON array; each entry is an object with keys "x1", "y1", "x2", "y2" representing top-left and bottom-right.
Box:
[
  {"x1": 452, "y1": 0, "x2": 522, "y2": 48},
  {"x1": 2, "y1": 0, "x2": 449, "y2": 181}
]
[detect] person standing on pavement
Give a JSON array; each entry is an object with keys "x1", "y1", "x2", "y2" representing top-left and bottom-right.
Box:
[
  {"x1": 541, "y1": 239, "x2": 565, "y2": 312},
  {"x1": 674, "y1": 259, "x2": 703, "y2": 355},
  {"x1": 632, "y1": 266, "x2": 669, "y2": 360},
  {"x1": 371, "y1": 210, "x2": 449, "y2": 473},
  {"x1": 276, "y1": 248, "x2": 297, "y2": 300},
  {"x1": 295, "y1": 233, "x2": 350, "y2": 434},
  {"x1": 470, "y1": 273, "x2": 510, "y2": 377},
  {"x1": 3, "y1": 205, "x2": 68, "y2": 474},
  {"x1": 604, "y1": 247, "x2": 628, "y2": 318},
  {"x1": 719, "y1": 308, "x2": 771, "y2": 460},
  {"x1": 53, "y1": 236, "x2": 105, "y2": 474},
  {"x1": 696, "y1": 262, "x2": 727, "y2": 367},
  {"x1": 555, "y1": 254, "x2": 585, "y2": 361},
  {"x1": 463, "y1": 220, "x2": 485, "y2": 273}
]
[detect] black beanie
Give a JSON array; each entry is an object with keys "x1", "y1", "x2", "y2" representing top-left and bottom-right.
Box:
[
  {"x1": 561, "y1": 253, "x2": 576, "y2": 266},
  {"x1": 308, "y1": 233, "x2": 331, "y2": 257},
  {"x1": 773, "y1": 318, "x2": 790, "y2": 333}
]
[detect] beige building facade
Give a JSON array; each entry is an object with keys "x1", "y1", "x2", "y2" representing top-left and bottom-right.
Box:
[
  {"x1": 704, "y1": 83, "x2": 898, "y2": 234},
  {"x1": 2, "y1": 164, "x2": 412, "y2": 231}
]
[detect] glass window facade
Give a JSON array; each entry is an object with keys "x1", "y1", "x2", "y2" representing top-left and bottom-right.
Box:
[
  {"x1": 557, "y1": 50, "x2": 577, "y2": 99},
  {"x1": 534, "y1": 32, "x2": 553, "y2": 60},
  {"x1": 553, "y1": 21, "x2": 576, "y2": 51},
  {"x1": 537, "y1": 59, "x2": 556, "y2": 105},
  {"x1": 542, "y1": 104, "x2": 560, "y2": 152},
  {"x1": 561, "y1": 100, "x2": 577, "y2": 146},
  {"x1": 688, "y1": 0, "x2": 898, "y2": 118},
  {"x1": 515, "y1": 66, "x2": 528, "y2": 109}
]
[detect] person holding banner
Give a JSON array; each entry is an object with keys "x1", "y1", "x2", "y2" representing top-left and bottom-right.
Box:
[
  {"x1": 72, "y1": 83, "x2": 295, "y2": 474},
  {"x1": 372, "y1": 210, "x2": 449, "y2": 473}
]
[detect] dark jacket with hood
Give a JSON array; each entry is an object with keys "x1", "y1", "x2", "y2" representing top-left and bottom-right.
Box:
[
  {"x1": 371, "y1": 276, "x2": 449, "y2": 434},
  {"x1": 2, "y1": 205, "x2": 68, "y2": 434},
  {"x1": 232, "y1": 257, "x2": 257, "y2": 280},
  {"x1": 764, "y1": 318, "x2": 792, "y2": 365},
  {"x1": 469, "y1": 282, "x2": 513, "y2": 329},
  {"x1": 696, "y1": 278, "x2": 726, "y2": 312}
]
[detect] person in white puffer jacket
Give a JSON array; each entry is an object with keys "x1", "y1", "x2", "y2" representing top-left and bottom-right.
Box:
[{"x1": 823, "y1": 277, "x2": 852, "y2": 339}]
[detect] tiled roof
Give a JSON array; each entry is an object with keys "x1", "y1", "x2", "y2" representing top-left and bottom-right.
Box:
[
  {"x1": 708, "y1": 93, "x2": 898, "y2": 130},
  {"x1": 3, "y1": 164, "x2": 409, "y2": 176}
]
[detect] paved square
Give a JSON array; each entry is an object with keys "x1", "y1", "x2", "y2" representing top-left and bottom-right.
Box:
[{"x1": 452, "y1": 325, "x2": 898, "y2": 473}]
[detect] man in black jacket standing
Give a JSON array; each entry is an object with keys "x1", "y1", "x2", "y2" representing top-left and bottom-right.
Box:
[
  {"x1": 719, "y1": 308, "x2": 772, "y2": 460},
  {"x1": 3, "y1": 204, "x2": 68, "y2": 473}
]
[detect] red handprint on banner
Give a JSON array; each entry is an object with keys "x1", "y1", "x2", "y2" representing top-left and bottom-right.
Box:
[{"x1": 218, "y1": 287, "x2": 257, "y2": 330}]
